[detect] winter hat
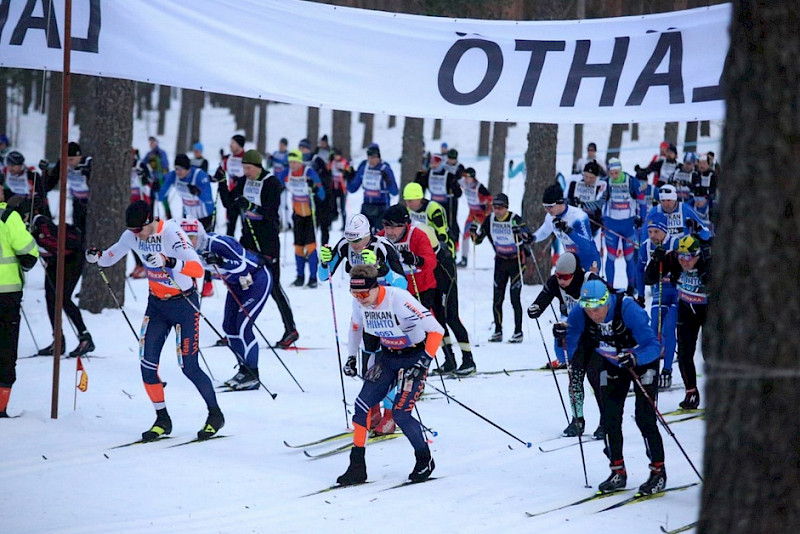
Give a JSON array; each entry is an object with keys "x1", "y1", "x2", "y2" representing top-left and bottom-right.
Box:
[
  {"x1": 242, "y1": 149, "x2": 263, "y2": 167},
  {"x1": 667, "y1": 143, "x2": 678, "y2": 155},
  {"x1": 555, "y1": 252, "x2": 577, "y2": 275},
  {"x1": 279, "y1": 137, "x2": 288, "y2": 146},
  {"x1": 440, "y1": 142, "x2": 448, "y2": 150},
  {"x1": 587, "y1": 142, "x2": 597, "y2": 151},
  {"x1": 68, "y1": 142, "x2": 82, "y2": 157},
  {"x1": 677, "y1": 235, "x2": 701, "y2": 256},
  {"x1": 298, "y1": 138, "x2": 312, "y2": 150},
  {"x1": 542, "y1": 183, "x2": 565, "y2": 205},
  {"x1": 683, "y1": 152, "x2": 698, "y2": 164},
  {"x1": 344, "y1": 214, "x2": 371, "y2": 241},
  {"x1": 583, "y1": 161, "x2": 601, "y2": 176},
  {"x1": 647, "y1": 212, "x2": 669, "y2": 233},
  {"x1": 463, "y1": 167, "x2": 476, "y2": 178},
  {"x1": 192, "y1": 142, "x2": 203, "y2": 152},
  {"x1": 659, "y1": 141, "x2": 669, "y2": 151},
  {"x1": 287, "y1": 150, "x2": 303, "y2": 164},
  {"x1": 366, "y1": 143, "x2": 380, "y2": 157},
  {"x1": 231, "y1": 135, "x2": 246, "y2": 149},
  {"x1": 430, "y1": 153, "x2": 443, "y2": 163},
  {"x1": 446, "y1": 148, "x2": 459, "y2": 160},
  {"x1": 350, "y1": 264, "x2": 379, "y2": 291},
  {"x1": 5, "y1": 150, "x2": 24, "y2": 166},
  {"x1": 0, "y1": 134, "x2": 8, "y2": 146},
  {"x1": 319, "y1": 134, "x2": 328, "y2": 144},
  {"x1": 382, "y1": 204, "x2": 410, "y2": 226},
  {"x1": 659, "y1": 184, "x2": 678, "y2": 201},
  {"x1": 492, "y1": 193, "x2": 509, "y2": 207},
  {"x1": 579, "y1": 279, "x2": 610, "y2": 309},
  {"x1": 403, "y1": 182, "x2": 424, "y2": 201},
  {"x1": 126, "y1": 200, "x2": 152, "y2": 230},
  {"x1": 607, "y1": 157, "x2": 622, "y2": 171},
  {"x1": 174, "y1": 154, "x2": 191, "y2": 169}
]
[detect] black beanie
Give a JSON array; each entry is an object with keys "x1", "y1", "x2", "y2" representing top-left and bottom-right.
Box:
[
  {"x1": 126, "y1": 200, "x2": 152, "y2": 229},
  {"x1": 382, "y1": 204, "x2": 410, "y2": 225},
  {"x1": 492, "y1": 193, "x2": 509, "y2": 207},
  {"x1": 542, "y1": 184, "x2": 565, "y2": 205},
  {"x1": 68, "y1": 142, "x2": 81, "y2": 157},
  {"x1": 583, "y1": 161, "x2": 601, "y2": 176},
  {"x1": 232, "y1": 134, "x2": 246, "y2": 149},
  {"x1": 174, "y1": 154, "x2": 191, "y2": 169}
]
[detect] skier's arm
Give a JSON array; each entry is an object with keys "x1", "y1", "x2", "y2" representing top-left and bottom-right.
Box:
[
  {"x1": 382, "y1": 165, "x2": 399, "y2": 196},
  {"x1": 318, "y1": 240, "x2": 345, "y2": 282},
  {"x1": 97, "y1": 232, "x2": 135, "y2": 268},
  {"x1": 157, "y1": 171, "x2": 176, "y2": 202},
  {"x1": 382, "y1": 243, "x2": 408, "y2": 290},
  {"x1": 565, "y1": 305, "x2": 587, "y2": 361},
  {"x1": 347, "y1": 304, "x2": 364, "y2": 356},
  {"x1": 621, "y1": 299, "x2": 660, "y2": 365},
  {"x1": 347, "y1": 162, "x2": 365, "y2": 193}
]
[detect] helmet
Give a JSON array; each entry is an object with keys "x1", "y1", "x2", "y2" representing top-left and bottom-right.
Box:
[
  {"x1": 677, "y1": 235, "x2": 700, "y2": 256},
  {"x1": 6, "y1": 150, "x2": 24, "y2": 166},
  {"x1": 344, "y1": 214, "x2": 371, "y2": 241},
  {"x1": 403, "y1": 182, "x2": 424, "y2": 201},
  {"x1": 579, "y1": 279, "x2": 610, "y2": 309}
]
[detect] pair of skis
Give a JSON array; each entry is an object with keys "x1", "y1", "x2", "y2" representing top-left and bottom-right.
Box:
[
  {"x1": 302, "y1": 476, "x2": 441, "y2": 497},
  {"x1": 108, "y1": 434, "x2": 229, "y2": 450},
  {"x1": 284, "y1": 430, "x2": 403, "y2": 459}
]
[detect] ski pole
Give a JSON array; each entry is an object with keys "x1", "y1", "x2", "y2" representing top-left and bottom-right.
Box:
[
  {"x1": 19, "y1": 304, "x2": 40, "y2": 353},
  {"x1": 159, "y1": 267, "x2": 277, "y2": 400},
  {"x1": 627, "y1": 367, "x2": 704, "y2": 482},
  {"x1": 125, "y1": 276, "x2": 138, "y2": 302},
  {"x1": 425, "y1": 381, "x2": 531, "y2": 448},
  {"x1": 512, "y1": 232, "x2": 532, "y2": 339},
  {"x1": 409, "y1": 270, "x2": 450, "y2": 403},
  {"x1": 326, "y1": 271, "x2": 350, "y2": 429},
  {"x1": 596, "y1": 220, "x2": 639, "y2": 250},
  {"x1": 212, "y1": 265, "x2": 305, "y2": 392},
  {"x1": 96, "y1": 266, "x2": 139, "y2": 341}
]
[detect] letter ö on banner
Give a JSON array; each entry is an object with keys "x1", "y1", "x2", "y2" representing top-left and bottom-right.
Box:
[{"x1": 438, "y1": 38, "x2": 504, "y2": 105}]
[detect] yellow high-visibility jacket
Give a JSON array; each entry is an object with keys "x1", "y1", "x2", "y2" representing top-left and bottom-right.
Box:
[{"x1": 0, "y1": 202, "x2": 39, "y2": 293}]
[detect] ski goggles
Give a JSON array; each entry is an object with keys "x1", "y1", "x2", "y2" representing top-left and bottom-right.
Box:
[
  {"x1": 677, "y1": 252, "x2": 698, "y2": 261},
  {"x1": 127, "y1": 227, "x2": 143, "y2": 234},
  {"x1": 555, "y1": 272, "x2": 574, "y2": 281},
  {"x1": 542, "y1": 202, "x2": 558, "y2": 209},
  {"x1": 579, "y1": 290, "x2": 610, "y2": 309}
]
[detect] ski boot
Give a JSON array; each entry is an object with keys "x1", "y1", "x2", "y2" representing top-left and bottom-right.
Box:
[
  {"x1": 508, "y1": 331, "x2": 523, "y2": 343},
  {"x1": 597, "y1": 460, "x2": 627, "y2": 493},
  {"x1": 658, "y1": 368, "x2": 673, "y2": 390},
  {"x1": 457, "y1": 257, "x2": 467, "y2": 268},
  {"x1": 337, "y1": 446, "x2": 367, "y2": 486},
  {"x1": 142, "y1": 409, "x2": 172, "y2": 442},
  {"x1": 291, "y1": 277, "x2": 305, "y2": 287},
  {"x1": 38, "y1": 336, "x2": 66, "y2": 356},
  {"x1": 68, "y1": 332, "x2": 95, "y2": 358},
  {"x1": 409, "y1": 447, "x2": 435, "y2": 482},
  {"x1": 638, "y1": 463, "x2": 667, "y2": 495},
  {"x1": 488, "y1": 331, "x2": 502, "y2": 343},
  {"x1": 435, "y1": 358, "x2": 457, "y2": 375},
  {"x1": 228, "y1": 366, "x2": 260, "y2": 391},
  {"x1": 562, "y1": 417, "x2": 585, "y2": 437},
  {"x1": 679, "y1": 388, "x2": 700, "y2": 410},
  {"x1": 197, "y1": 406, "x2": 225, "y2": 440},
  {"x1": 455, "y1": 354, "x2": 477, "y2": 377},
  {"x1": 592, "y1": 423, "x2": 605, "y2": 441},
  {"x1": 277, "y1": 329, "x2": 299, "y2": 349},
  {"x1": 306, "y1": 278, "x2": 318, "y2": 288}
]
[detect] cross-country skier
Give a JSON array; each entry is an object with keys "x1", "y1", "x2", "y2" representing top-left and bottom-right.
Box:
[
  {"x1": 286, "y1": 149, "x2": 325, "y2": 288},
  {"x1": 85, "y1": 201, "x2": 223, "y2": 441},
  {"x1": 336, "y1": 264, "x2": 443, "y2": 486},
  {"x1": 456, "y1": 167, "x2": 491, "y2": 268},
  {"x1": 42, "y1": 142, "x2": 92, "y2": 234},
  {"x1": 643, "y1": 184, "x2": 711, "y2": 241},
  {"x1": 566, "y1": 161, "x2": 607, "y2": 237},
  {"x1": 600, "y1": 158, "x2": 639, "y2": 293},
  {"x1": 347, "y1": 143, "x2": 398, "y2": 231}
]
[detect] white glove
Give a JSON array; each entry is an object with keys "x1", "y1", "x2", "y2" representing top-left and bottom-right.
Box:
[
  {"x1": 85, "y1": 247, "x2": 102, "y2": 264},
  {"x1": 143, "y1": 253, "x2": 166, "y2": 268}
]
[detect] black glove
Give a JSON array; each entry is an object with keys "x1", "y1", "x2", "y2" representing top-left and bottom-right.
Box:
[
  {"x1": 212, "y1": 166, "x2": 226, "y2": 183},
  {"x1": 552, "y1": 322, "x2": 567, "y2": 341},
  {"x1": 527, "y1": 303, "x2": 542, "y2": 319},
  {"x1": 636, "y1": 296, "x2": 646, "y2": 308},
  {"x1": 618, "y1": 352, "x2": 637, "y2": 369},
  {"x1": 234, "y1": 195, "x2": 252, "y2": 212},
  {"x1": 400, "y1": 249, "x2": 423, "y2": 267},
  {"x1": 469, "y1": 221, "x2": 479, "y2": 236},
  {"x1": 202, "y1": 251, "x2": 224, "y2": 266},
  {"x1": 650, "y1": 246, "x2": 666, "y2": 263},
  {"x1": 137, "y1": 167, "x2": 150, "y2": 182},
  {"x1": 188, "y1": 184, "x2": 201, "y2": 196},
  {"x1": 404, "y1": 353, "x2": 432, "y2": 380},
  {"x1": 164, "y1": 256, "x2": 177, "y2": 269},
  {"x1": 513, "y1": 224, "x2": 533, "y2": 243},
  {"x1": 553, "y1": 218, "x2": 572, "y2": 234},
  {"x1": 343, "y1": 355, "x2": 357, "y2": 377},
  {"x1": 685, "y1": 218, "x2": 701, "y2": 235},
  {"x1": 38, "y1": 159, "x2": 49, "y2": 172},
  {"x1": 568, "y1": 197, "x2": 582, "y2": 208},
  {"x1": 634, "y1": 215, "x2": 642, "y2": 229}
]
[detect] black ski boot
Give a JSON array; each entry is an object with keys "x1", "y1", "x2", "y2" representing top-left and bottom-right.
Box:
[
  {"x1": 679, "y1": 388, "x2": 700, "y2": 409},
  {"x1": 68, "y1": 332, "x2": 95, "y2": 358},
  {"x1": 455, "y1": 353, "x2": 476, "y2": 377},
  {"x1": 277, "y1": 329, "x2": 299, "y2": 349},
  {"x1": 38, "y1": 336, "x2": 66, "y2": 356},
  {"x1": 457, "y1": 257, "x2": 467, "y2": 268},
  {"x1": 197, "y1": 406, "x2": 225, "y2": 440},
  {"x1": 435, "y1": 357, "x2": 457, "y2": 375},
  {"x1": 409, "y1": 447, "x2": 435, "y2": 482},
  {"x1": 562, "y1": 417, "x2": 585, "y2": 437},
  {"x1": 598, "y1": 461, "x2": 627, "y2": 493},
  {"x1": 291, "y1": 277, "x2": 305, "y2": 287},
  {"x1": 638, "y1": 463, "x2": 667, "y2": 495},
  {"x1": 337, "y1": 446, "x2": 367, "y2": 486},
  {"x1": 306, "y1": 278, "x2": 318, "y2": 289},
  {"x1": 592, "y1": 423, "x2": 605, "y2": 441},
  {"x1": 488, "y1": 331, "x2": 502, "y2": 343},
  {"x1": 142, "y1": 408, "x2": 172, "y2": 442}
]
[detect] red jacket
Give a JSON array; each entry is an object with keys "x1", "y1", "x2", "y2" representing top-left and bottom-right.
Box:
[{"x1": 378, "y1": 224, "x2": 437, "y2": 293}]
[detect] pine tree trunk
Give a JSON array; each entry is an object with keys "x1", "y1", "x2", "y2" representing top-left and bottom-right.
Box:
[
  {"x1": 400, "y1": 117, "x2": 424, "y2": 194},
  {"x1": 242, "y1": 98, "x2": 256, "y2": 141},
  {"x1": 360, "y1": 112, "x2": 373, "y2": 149},
  {"x1": 79, "y1": 78, "x2": 134, "y2": 313},
  {"x1": 74, "y1": 75, "x2": 98, "y2": 156},
  {"x1": 157, "y1": 85, "x2": 170, "y2": 136},
  {"x1": 332, "y1": 109, "x2": 352, "y2": 159},
  {"x1": 700, "y1": 120, "x2": 710, "y2": 137},
  {"x1": 432, "y1": 119, "x2": 442, "y2": 141},
  {"x1": 0, "y1": 75, "x2": 6, "y2": 135},
  {"x1": 522, "y1": 123, "x2": 558, "y2": 284},
  {"x1": 21, "y1": 70, "x2": 32, "y2": 115},
  {"x1": 176, "y1": 89, "x2": 192, "y2": 154},
  {"x1": 478, "y1": 121, "x2": 491, "y2": 157},
  {"x1": 388, "y1": 115, "x2": 396, "y2": 129},
  {"x1": 44, "y1": 72, "x2": 62, "y2": 162},
  {"x1": 306, "y1": 107, "x2": 320, "y2": 149},
  {"x1": 606, "y1": 123, "x2": 628, "y2": 164},
  {"x1": 189, "y1": 90, "x2": 204, "y2": 148},
  {"x1": 631, "y1": 123, "x2": 639, "y2": 141},
  {"x1": 663, "y1": 121, "x2": 679, "y2": 145},
  {"x1": 700, "y1": 3, "x2": 800, "y2": 531},
  {"x1": 573, "y1": 124, "x2": 583, "y2": 170},
  {"x1": 488, "y1": 122, "x2": 508, "y2": 195},
  {"x1": 256, "y1": 100, "x2": 268, "y2": 155},
  {"x1": 683, "y1": 121, "x2": 698, "y2": 154}
]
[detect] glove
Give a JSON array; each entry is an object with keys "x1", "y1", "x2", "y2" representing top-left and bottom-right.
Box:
[
  {"x1": 553, "y1": 218, "x2": 572, "y2": 234},
  {"x1": 404, "y1": 353, "x2": 433, "y2": 380},
  {"x1": 188, "y1": 184, "x2": 201, "y2": 196},
  {"x1": 143, "y1": 253, "x2": 177, "y2": 269},
  {"x1": 512, "y1": 224, "x2": 533, "y2": 243},
  {"x1": 636, "y1": 296, "x2": 646, "y2": 308},
  {"x1": 469, "y1": 221, "x2": 479, "y2": 237},
  {"x1": 319, "y1": 245, "x2": 333, "y2": 264},
  {"x1": 201, "y1": 251, "x2": 224, "y2": 266},
  {"x1": 685, "y1": 218, "x2": 701, "y2": 235},
  {"x1": 38, "y1": 159, "x2": 49, "y2": 172},
  {"x1": 343, "y1": 355, "x2": 358, "y2": 377},
  {"x1": 360, "y1": 248, "x2": 377, "y2": 265},
  {"x1": 85, "y1": 247, "x2": 102, "y2": 264},
  {"x1": 234, "y1": 195, "x2": 252, "y2": 212},
  {"x1": 527, "y1": 303, "x2": 542, "y2": 319},
  {"x1": 618, "y1": 352, "x2": 637, "y2": 369},
  {"x1": 137, "y1": 167, "x2": 150, "y2": 182},
  {"x1": 634, "y1": 215, "x2": 643, "y2": 229},
  {"x1": 650, "y1": 246, "x2": 666, "y2": 263},
  {"x1": 568, "y1": 197, "x2": 582, "y2": 208},
  {"x1": 212, "y1": 166, "x2": 226, "y2": 183},
  {"x1": 400, "y1": 249, "x2": 423, "y2": 267},
  {"x1": 552, "y1": 322, "x2": 567, "y2": 341}
]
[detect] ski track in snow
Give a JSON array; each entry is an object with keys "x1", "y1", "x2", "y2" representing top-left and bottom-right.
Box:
[{"x1": 3, "y1": 100, "x2": 716, "y2": 533}]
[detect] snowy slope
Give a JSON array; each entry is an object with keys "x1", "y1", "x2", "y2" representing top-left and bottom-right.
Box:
[{"x1": 2, "y1": 97, "x2": 716, "y2": 534}]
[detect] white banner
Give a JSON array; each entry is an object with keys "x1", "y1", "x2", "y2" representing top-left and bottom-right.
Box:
[{"x1": 0, "y1": 0, "x2": 730, "y2": 123}]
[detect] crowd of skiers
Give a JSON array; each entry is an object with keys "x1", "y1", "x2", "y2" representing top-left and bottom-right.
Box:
[{"x1": 0, "y1": 131, "x2": 713, "y2": 492}]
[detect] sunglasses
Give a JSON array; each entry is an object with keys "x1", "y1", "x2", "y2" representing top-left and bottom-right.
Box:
[
  {"x1": 555, "y1": 272, "x2": 574, "y2": 281},
  {"x1": 128, "y1": 227, "x2": 143, "y2": 234},
  {"x1": 579, "y1": 292, "x2": 610, "y2": 309},
  {"x1": 382, "y1": 221, "x2": 406, "y2": 227},
  {"x1": 677, "y1": 252, "x2": 698, "y2": 261},
  {"x1": 346, "y1": 236, "x2": 367, "y2": 244},
  {"x1": 492, "y1": 204, "x2": 507, "y2": 209},
  {"x1": 351, "y1": 290, "x2": 371, "y2": 299},
  {"x1": 542, "y1": 203, "x2": 557, "y2": 209}
]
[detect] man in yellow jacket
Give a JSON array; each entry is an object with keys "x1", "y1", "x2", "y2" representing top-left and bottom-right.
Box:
[{"x1": 0, "y1": 195, "x2": 39, "y2": 417}]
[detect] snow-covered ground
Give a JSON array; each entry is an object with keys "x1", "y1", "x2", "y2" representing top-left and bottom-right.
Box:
[{"x1": 2, "y1": 95, "x2": 718, "y2": 533}]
